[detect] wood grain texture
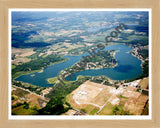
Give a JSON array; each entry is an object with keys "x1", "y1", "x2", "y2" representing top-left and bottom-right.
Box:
[{"x1": 0, "y1": 0, "x2": 160, "y2": 128}]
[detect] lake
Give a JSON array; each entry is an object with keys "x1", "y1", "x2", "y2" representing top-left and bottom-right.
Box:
[{"x1": 15, "y1": 44, "x2": 142, "y2": 87}]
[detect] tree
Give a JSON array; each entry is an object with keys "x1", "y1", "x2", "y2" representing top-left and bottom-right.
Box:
[
  {"x1": 38, "y1": 96, "x2": 65, "y2": 115},
  {"x1": 23, "y1": 102, "x2": 29, "y2": 109},
  {"x1": 113, "y1": 106, "x2": 119, "y2": 115}
]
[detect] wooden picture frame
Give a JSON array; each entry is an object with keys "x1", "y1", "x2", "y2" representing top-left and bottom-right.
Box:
[{"x1": 0, "y1": 0, "x2": 160, "y2": 127}]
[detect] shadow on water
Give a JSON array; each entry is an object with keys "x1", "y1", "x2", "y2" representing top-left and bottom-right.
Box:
[{"x1": 113, "y1": 65, "x2": 134, "y2": 73}]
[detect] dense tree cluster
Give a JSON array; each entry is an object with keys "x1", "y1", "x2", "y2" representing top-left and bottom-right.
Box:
[
  {"x1": 39, "y1": 76, "x2": 91, "y2": 115},
  {"x1": 90, "y1": 50, "x2": 117, "y2": 64},
  {"x1": 38, "y1": 96, "x2": 66, "y2": 115},
  {"x1": 137, "y1": 49, "x2": 148, "y2": 59}
]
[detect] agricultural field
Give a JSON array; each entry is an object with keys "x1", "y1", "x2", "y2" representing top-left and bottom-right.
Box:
[
  {"x1": 138, "y1": 77, "x2": 149, "y2": 89},
  {"x1": 12, "y1": 48, "x2": 35, "y2": 65},
  {"x1": 12, "y1": 104, "x2": 38, "y2": 115},
  {"x1": 67, "y1": 80, "x2": 149, "y2": 115},
  {"x1": 12, "y1": 86, "x2": 49, "y2": 115}
]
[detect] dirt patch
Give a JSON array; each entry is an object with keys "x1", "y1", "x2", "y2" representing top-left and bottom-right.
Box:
[
  {"x1": 44, "y1": 32, "x2": 54, "y2": 36},
  {"x1": 12, "y1": 57, "x2": 31, "y2": 65},
  {"x1": 122, "y1": 86, "x2": 141, "y2": 99},
  {"x1": 41, "y1": 87, "x2": 52, "y2": 96},
  {"x1": 12, "y1": 48, "x2": 35, "y2": 64},
  {"x1": 123, "y1": 94, "x2": 148, "y2": 115},
  {"x1": 12, "y1": 48, "x2": 21, "y2": 54},
  {"x1": 25, "y1": 93, "x2": 48, "y2": 108},
  {"x1": 20, "y1": 51, "x2": 36, "y2": 57},
  {"x1": 71, "y1": 81, "x2": 105, "y2": 106},
  {"x1": 85, "y1": 43, "x2": 93, "y2": 46},
  {"x1": 62, "y1": 109, "x2": 77, "y2": 115},
  {"x1": 37, "y1": 98, "x2": 48, "y2": 108},
  {"x1": 12, "y1": 98, "x2": 24, "y2": 106},
  {"x1": 108, "y1": 95, "x2": 120, "y2": 106},
  {"x1": 138, "y1": 77, "x2": 149, "y2": 89},
  {"x1": 39, "y1": 53, "x2": 45, "y2": 57},
  {"x1": 91, "y1": 86, "x2": 113, "y2": 106}
]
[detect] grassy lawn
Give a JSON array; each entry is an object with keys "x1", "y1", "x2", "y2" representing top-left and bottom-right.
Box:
[
  {"x1": 63, "y1": 75, "x2": 87, "y2": 85},
  {"x1": 118, "y1": 95, "x2": 129, "y2": 99},
  {"x1": 12, "y1": 105, "x2": 38, "y2": 115},
  {"x1": 97, "y1": 102, "x2": 128, "y2": 115},
  {"x1": 65, "y1": 94, "x2": 72, "y2": 103},
  {"x1": 47, "y1": 77, "x2": 58, "y2": 84},
  {"x1": 80, "y1": 105, "x2": 99, "y2": 115},
  {"x1": 12, "y1": 64, "x2": 16, "y2": 69},
  {"x1": 90, "y1": 108, "x2": 99, "y2": 115},
  {"x1": 98, "y1": 102, "x2": 114, "y2": 115}
]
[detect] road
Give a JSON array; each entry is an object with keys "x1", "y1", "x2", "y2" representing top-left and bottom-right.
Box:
[
  {"x1": 96, "y1": 94, "x2": 115, "y2": 114},
  {"x1": 12, "y1": 85, "x2": 48, "y2": 101}
]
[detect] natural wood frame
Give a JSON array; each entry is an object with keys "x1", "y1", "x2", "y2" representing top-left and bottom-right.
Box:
[{"x1": 0, "y1": 0, "x2": 160, "y2": 128}]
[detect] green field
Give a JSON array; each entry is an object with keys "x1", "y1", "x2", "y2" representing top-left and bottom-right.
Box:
[
  {"x1": 47, "y1": 77, "x2": 58, "y2": 84},
  {"x1": 98, "y1": 102, "x2": 114, "y2": 115},
  {"x1": 81, "y1": 105, "x2": 99, "y2": 115},
  {"x1": 12, "y1": 105, "x2": 38, "y2": 115}
]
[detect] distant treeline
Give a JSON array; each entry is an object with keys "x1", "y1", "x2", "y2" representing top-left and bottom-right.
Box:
[
  {"x1": 12, "y1": 31, "x2": 52, "y2": 48},
  {"x1": 126, "y1": 37, "x2": 148, "y2": 46},
  {"x1": 12, "y1": 42, "x2": 51, "y2": 48}
]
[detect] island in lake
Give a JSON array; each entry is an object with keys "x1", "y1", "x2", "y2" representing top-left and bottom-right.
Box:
[{"x1": 11, "y1": 10, "x2": 149, "y2": 116}]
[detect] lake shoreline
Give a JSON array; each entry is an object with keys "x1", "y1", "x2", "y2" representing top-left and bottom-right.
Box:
[
  {"x1": 13, "y1": 58, "x2": 68, "y2": 80},
  {"x1": 15, "y1": 44, "x2": 143, "y2": 87}
]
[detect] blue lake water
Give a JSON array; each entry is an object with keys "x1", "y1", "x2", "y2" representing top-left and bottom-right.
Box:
[{"x1": 15, "y1": 44, "x2": 142, "y2": 87}]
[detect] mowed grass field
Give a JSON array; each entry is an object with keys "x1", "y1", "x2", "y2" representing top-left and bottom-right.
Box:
[
  {"x1": 98, "y1": 102, "x2": 114, "y2": 115},
  {"x1": 47, "y1": 77, "x2": 58, "y2": 84},
  {"x1": 81, "y1": 105, "x2": 99, "y2": 115}
]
